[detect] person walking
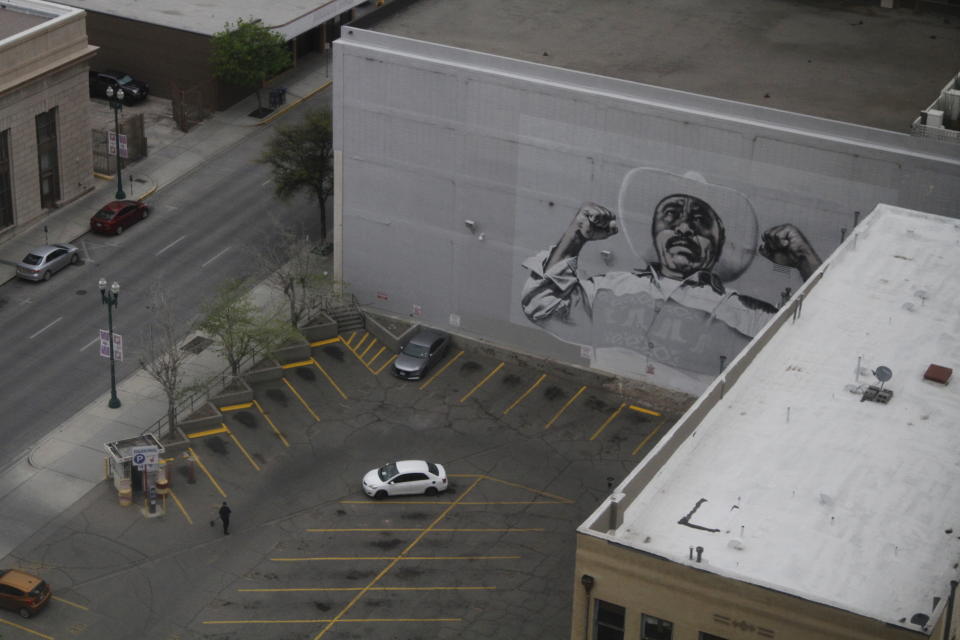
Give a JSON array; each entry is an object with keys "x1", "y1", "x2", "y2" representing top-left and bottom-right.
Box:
[{"x1": 218, "y1": 501, "x2": 232, "y2": 535}]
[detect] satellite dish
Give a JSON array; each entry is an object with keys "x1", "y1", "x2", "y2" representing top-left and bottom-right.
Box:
[{"x1": 874, "y1": 366, "x2": 893, "y2": 382}]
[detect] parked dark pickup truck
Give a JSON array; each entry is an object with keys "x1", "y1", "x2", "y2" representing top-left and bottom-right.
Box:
[{"x1": 88, "y1": 70, "x2": 149, "y2": 105}]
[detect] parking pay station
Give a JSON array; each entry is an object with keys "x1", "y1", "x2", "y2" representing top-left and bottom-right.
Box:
[{"x1": 104, "y1": 434, "x2": 167, "y2": 513}]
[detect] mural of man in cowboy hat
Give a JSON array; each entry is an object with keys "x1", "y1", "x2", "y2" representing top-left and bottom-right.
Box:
[{"x1": 521, "y1": 169, "x2": 821, "y2": 386}]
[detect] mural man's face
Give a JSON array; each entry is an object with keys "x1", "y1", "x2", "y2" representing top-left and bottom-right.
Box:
[{"x1": 652, "y1": 194, "x2": 724, "y2": 279}]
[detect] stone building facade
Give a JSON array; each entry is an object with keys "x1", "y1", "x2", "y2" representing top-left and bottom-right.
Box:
[{"x1": 0, "y1": 0, "x2": 97, "y2": 239}]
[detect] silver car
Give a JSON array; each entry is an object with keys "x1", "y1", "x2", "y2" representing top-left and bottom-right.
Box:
[
  {"x1": 15, "y1": 243, "x2": 80, "y2": 281},
  {"x1": 393, "y1": 328, "x2": 451, "y2": 380}
]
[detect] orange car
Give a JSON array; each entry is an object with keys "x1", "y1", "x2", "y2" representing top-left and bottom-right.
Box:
[{"x1": 0, "y1": 569, "x2": 51, "y2": 618}]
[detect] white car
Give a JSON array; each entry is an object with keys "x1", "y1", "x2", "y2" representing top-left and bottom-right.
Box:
[{"x1": 362, "y1": 460, "x2": 448, "y2": 498}]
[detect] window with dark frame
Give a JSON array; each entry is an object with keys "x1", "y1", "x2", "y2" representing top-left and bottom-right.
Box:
[
  {"x1": 699, "y1": 633, "x2": 729, "y2": 640},
  {"x1": 35, "y1": 107, "x2": 61, "y2": 209},
  {"x1": 0, "y1": 129, "x2": 12, "y2": 228},
  {"x1": 595, "y1": 599, "x2": 625, "y2": 640},
  {"x1": 641, "y1": 613, "x2": 674, "y2": 640}
]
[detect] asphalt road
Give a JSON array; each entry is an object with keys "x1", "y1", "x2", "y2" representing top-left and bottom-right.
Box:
[{"x1": 0, "y1": 92, "x2": 329, "y2": 472}]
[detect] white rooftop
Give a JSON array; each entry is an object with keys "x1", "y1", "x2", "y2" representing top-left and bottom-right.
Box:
[
  {"x1": 584, "y1": 204, "x2": 960, "y2": 633},
  {"x1": 57, "y1": 0, "x2": 365, "y2": 37}
]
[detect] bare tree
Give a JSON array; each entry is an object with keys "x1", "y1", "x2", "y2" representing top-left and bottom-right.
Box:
[
  {"x1": 255, "y1": 220, "x2": 335, "y2": 328},
  {"x1": 139, "y1": 286, "x2": 192, "y2": 440}
]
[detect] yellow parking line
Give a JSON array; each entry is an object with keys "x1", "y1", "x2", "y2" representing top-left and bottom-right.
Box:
[
  {"x1": 544, "y1": 385, "x2": 587, "y2": 429},
  {"x1": 240, "y1": 585, "x2": 494, "y2": 592},
  {"x1": 459, "y1": 362, "x2": 504, "y2": 403},
  {"x1": 359, "y1": 337, "x2": 377, "y2": 360},
  {"x1": 168, "y1": 487, "x2": 193, "y2": 524},
  {"x1": 366, "y1": 345, "x2": 386, "y2": 367},
  {"x1": 352, "y1": 332, "x2": 370, "y2": 353},
  {"x1": 313, "y1": 477, "x2": 483, "y2": 640},
  {"x1": 419, "y1": 350, "x2": 463, "y2": 390},
  {"x1": 282, "y1": 377, "x2": 320, "y2": 422},
  {"x1": 52, "y1": 595, "x2": 88, "y2": 610},
  {"x1": 220, "y1": 401, "x2": 253, "y2": 412},
  {"x1": 312, "y1": 358, "x2": 348, "y2": 400},
  {"x1": 632, "y1": 418, "x2": 667, "y2": 456},
  {"x1": 254, "y1": 399, "x2": 288, "y2": 447},
  {"x1": 282, "y1": 359, "x2": 314, "y2": 369},
  {"x1": 0, "y1": 617, "x2": 53, "y2": 639},
  {"x1": 187, "y1": 425, "x2": 228, "y2": 439},
  {"x1": 188, "y1": 446, "x2": 226, "y2": 497},
  {"x1": 206, "y1": 617, "x2": 461, "y2": 625},
  {"x1": 273, "y1": 554, "x2": 518, "y2": 562},
  {"x1": 306, "y1": 527, "x2": 544, "y2": 533},
  {"x1": 590, "y1": 402, "x2": 626, "y2": 441},
  {"x1": 629, "y1": 404, "x2": 662, "y2": 417},
  {"x1": 343, "y1": 331, "x2": 356, "y2": 347},
  {"x1": 503, "y1": 373, "x2": 546, "y2": 415},
  {"x1": 373, "y1": 354, "x2": 397, "y2": 375},
  {"x1": 475, "y1": 474, "x2": 576, "y2": 503},
  {"x1": 338, "y1": 499, "x2": 565, "y2": 505},
  {"x1": 225, "y1": 423, "x2": 260, "y2": 471},
  {"x1": 310, "y1": 337, "x2": 341, "y2": 347}
]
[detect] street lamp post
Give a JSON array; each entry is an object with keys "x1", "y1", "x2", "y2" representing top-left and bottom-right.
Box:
[
  {"x1": 99, "y1": 277, "x2": 121, "y2": 409},
  {"x1": 104, "y1": 85, "x2": 126, "y2": 200}
]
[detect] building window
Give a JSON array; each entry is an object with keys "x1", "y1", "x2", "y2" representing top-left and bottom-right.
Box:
[
  {"x1": 35, "y1": 107, "x2": 60, "y2": 209},
  {"x1": 595, "y1": 599, "x2": 625, "y2": 640},
  {"x1": 641, "y1": 614, "x2": 673, "y2": 640},
  {"x1": 700, "y1": 634, "x2": 729, "y2": 640},
  {"x1": 0, "y1": 129, "x2": 12, "y2": 228}
]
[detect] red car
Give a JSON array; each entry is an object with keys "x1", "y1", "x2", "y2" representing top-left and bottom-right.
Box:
[{"x1": 90, "y1": 200, "x2": 149, "y2": 235}]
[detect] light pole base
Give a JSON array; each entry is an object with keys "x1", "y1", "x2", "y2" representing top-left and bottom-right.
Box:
[
  {"x1": 109, "y1": 396, "x2": 121, "y2": 409},
  {"x1": 115, "y1": 188, "x2": 126, "y2": 200}
]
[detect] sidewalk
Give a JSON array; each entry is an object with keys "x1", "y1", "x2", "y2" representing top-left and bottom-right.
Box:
[{"x1": 0, "y1": 50, "x2": 333, "y2": 562}]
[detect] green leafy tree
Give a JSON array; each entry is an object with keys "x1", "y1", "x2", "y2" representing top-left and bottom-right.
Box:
[
  {"x1": 260, "y1": 109, "x2": 334, "y2": 244},
  {"x1": 199, "y1": 279, "x2": 300, "y2": 376},
  {"x1": 210, "y1": 18, "x2": 291, "y2": 111}
]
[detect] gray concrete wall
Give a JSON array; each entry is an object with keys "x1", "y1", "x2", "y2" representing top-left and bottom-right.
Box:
[{"x1": 333, "y1": 28, "x2": 960, "y2": 395}]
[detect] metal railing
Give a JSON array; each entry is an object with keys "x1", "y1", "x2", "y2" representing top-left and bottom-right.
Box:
[{"x1": 140, "y1": 349, "x2": 263, "y2": 440}]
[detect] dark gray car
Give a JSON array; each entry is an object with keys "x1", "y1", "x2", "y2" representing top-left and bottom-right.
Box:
[{"x1": 393, "y1": 328, "x2": 451, "y2": 380}]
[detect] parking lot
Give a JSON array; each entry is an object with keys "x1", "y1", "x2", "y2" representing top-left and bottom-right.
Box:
[{"x1": 0, "y1": 331, "x2": 683, "y2": 640}]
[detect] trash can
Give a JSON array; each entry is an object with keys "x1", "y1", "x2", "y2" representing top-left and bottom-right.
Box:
[{"x1": 269, "y1": 87, "x2": 287, "y2": 107}]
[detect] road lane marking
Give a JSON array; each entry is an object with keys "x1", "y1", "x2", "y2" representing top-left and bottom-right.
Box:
[
  {"x1": 187, "y1": 425, "x2": 228, "y2": 439},
  {"x1": 0, "y1": 617, "x2": 53, "y2": 639},
  {"x1": 81, "y1": 337, "x2": 99, "y2": 351},
  {"x1": 169, "y1": 487, "x2": 193, "y2": 524},
  {"x1": 282, "y1": 377, "x2": 320, "y2": 421},
  {"x1": 373, "y1": 354, "x2": 397, "y2": 375},
  {"x1": 632, "y1": 417, "x2": 667, "y2": 456},
  {"x1": 503, "y1": 373, "x2": 546, "y2": 415},
  {"x1": 156, "y1": 234, "x2": 186, "y2": 256},
  {"x1": 188, "y1": 446, "x2": 226, "y2": 497},
  {"x1": 239, "y1": 585, "x2": 495, "y2": 592},
  {"x1": 628, "y1": 404, "x2": 662, "y2": 417},
  {"x1": 306, "y1": 527, "x2": 543, "y2": 533},
  {"x1": 312, "y1": 358, "x2": 347, "y2": 399},
  {"x1": 201, "y1": 246, "x2": 231, "y2": 268},
  {"x1": 30, "y1": 316, "x2": 62, "y2": 339},
  {"x1": 220, "y1": 402, "x2": 253, "y2": 412},
  {"x1": 544, "y1": 385, "x2": 587, "y2": 429},
  {"x1": 313, "y1": 477, "x2": 483, "y2": 640},
  {"x1": 459, "y1": 362, "x2": 504, "y2": 403},
  {"x1": 590, "y1": 402, "x2": 626, "y2": 441},
  {"x1": 254, "y1": 399, "x2": 288, "y2": 447},
  {"x1": 418, "y1": 350, "x2": 463, "y2": 390},
  {"x1": 225, "y1": 423, "x2": 260, "y2": 471},
  {"x1": 205, "y1": 617, "x2": 461, "y2": 625},
  {"x1": 52, "y1": 595, "x2": 88, "y2": 610},
  {"x1": 272, "y1": 555, "x2": 520, "y2": 562}
]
